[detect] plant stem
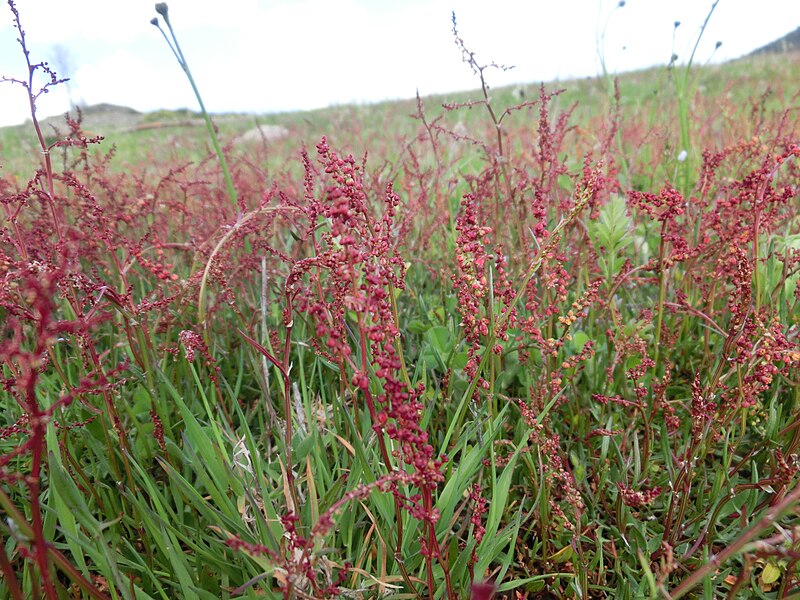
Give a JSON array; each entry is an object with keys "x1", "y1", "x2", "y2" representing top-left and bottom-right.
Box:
[
  {"x1": 652, "y1": 220, "x2": 669, "y2": 370},
  {"x1": 669, "y1": 482, "x2": 800, "y2": 598},
  {"x1": 155, "y1": 9, "x2": 240, "y2": 218}
]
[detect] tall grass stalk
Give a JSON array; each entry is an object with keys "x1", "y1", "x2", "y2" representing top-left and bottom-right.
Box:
[
  {"x1": 151, "y1": 2, "x2": 240, "y2": 217},
  {"x1": 671, "y1": 0, "x2": 720, "y2": 199}
]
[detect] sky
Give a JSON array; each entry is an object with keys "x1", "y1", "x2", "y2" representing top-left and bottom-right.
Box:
[{"x1": 0, "y1": 0, "x2": 798, "y2": 128}]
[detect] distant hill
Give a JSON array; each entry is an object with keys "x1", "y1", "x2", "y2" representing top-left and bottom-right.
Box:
[
  {"x1": 748, "y1": 26, "x2": 800, "y2": 56},
  {"x1": 37, "y1": 103, "x2": 142, "y2": 132},
  {"x1": 35, "y1": 104, "x2": 212, "y2": 134}
]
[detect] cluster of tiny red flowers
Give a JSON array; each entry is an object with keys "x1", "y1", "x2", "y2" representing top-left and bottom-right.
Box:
[
  {"x1": 226, "y1": 511, "x2": 349, "y2": 599},
  {"x1": 492, "y1": 245, "x2": 517, "y2": 342},
  {"x1": 452, "y1": 190, "x2": 517, "y2": 388},
  {"x1": 628, "y1": 185, "x2": 685, "y2": 224},
  {"x1": 616, "y1": 483, "x2": 662, "y2": 508},
  {"x1": 132, "y1": 244, "x2": 179, "y2": 282},
  {"x1": 0, "y1": 415, "x2": 29, "y2": 441},
  {"x1": 172, "y1": 329, "x2": 220, "y2": 382},
  {"x1": 557, "y1": 280, "x2": 602, "y2": 331},
  {"x1": 690, "y1": 372, "x2": 717, "y2": 440},
  {"x1": 467, "y1": 482, "x2": 488, "y2": 569},
  {"x1": 700, "y1": 142, "x2": 798, "y2": 254},
  {"x1": 651, "y1": 366, "x2": 679, "y2": 431},
  {"x1": 773, "y1": 143, "x2": 800, "y2": 164},
  {"x1": 626, "y1": 356, "x2": 656, "y2": 404},
  {"x1": 590, "y1": 393, "x2": 638, "y2": 408},
  {"x1": 453, "y1": 192, "x2": 494, "y2": 383},
  {"x1": 559, "y1": 341, "x2": 596, "y2": 372},
  {"x1": 725, "y1": 316, "x2": 799, "y2": 410},
  {"x1": 518, "y1": 399, "x2": 584, "y2": 531},
  {"x1": 287, "y1": 138, "x2": 444, "y2": 514},
  {"x1": 150, "y1": 408, "x2": 166, "y2": 453},
  {"x1": 725, "y1": 245, "x2": 753, "y2": 332},
  {"x1": 538, "y1": 256, "x2": 571, "y2": 318}
]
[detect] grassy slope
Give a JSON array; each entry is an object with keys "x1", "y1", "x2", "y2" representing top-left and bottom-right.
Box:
[{"x1": 1, "y1": 50, "x2": 796, "y2": 179}]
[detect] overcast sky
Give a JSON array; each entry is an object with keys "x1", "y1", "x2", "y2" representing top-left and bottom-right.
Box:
[{"x1": 0, "y1": 0, "x2": 798, "y2": 127}]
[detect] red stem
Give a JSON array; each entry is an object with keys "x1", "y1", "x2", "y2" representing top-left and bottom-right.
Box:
[
  {"x1": 237, "y1": 326, "x2": 299, "y2": 514},
  {"x1": 23, "y1": 369, "x2": 57, "y2": 598}
]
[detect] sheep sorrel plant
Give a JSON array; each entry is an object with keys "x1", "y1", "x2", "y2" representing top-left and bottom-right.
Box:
[{"x1": 2, "y1": 0, "x2": 800, "y2": 598}]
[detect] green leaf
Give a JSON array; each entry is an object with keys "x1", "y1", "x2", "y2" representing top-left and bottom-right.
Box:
[
  {"x1": 589, "y1": 193, "x2": 633, "y2": 279},
  {"x1": 48, "y1": 454, "x2": 102, "y2": 538},
  {"x1": 761, "y1": 562, "x2": 781, "y2": 585},
  {"x1": 407, "y1": 319, "x2": 430, "y2": 334},
  {"x1": 426, "y1": 325, "x2": 453, "y2": 354},
  {"x1": 549, "y1": 545, "x2": 574, "y2": 563},
  {"x1": 450, "y1": 351, "x2": 468, "y2": 370}
]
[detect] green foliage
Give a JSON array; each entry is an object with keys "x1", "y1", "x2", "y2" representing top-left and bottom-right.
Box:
[{"x1": 588, "y1": 193, "x2": 633, "y2": 281}]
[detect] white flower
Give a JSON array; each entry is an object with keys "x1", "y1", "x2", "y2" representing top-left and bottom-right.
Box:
[{"x1": 677, "y1": 150, "x2": 688, "y2": 162}]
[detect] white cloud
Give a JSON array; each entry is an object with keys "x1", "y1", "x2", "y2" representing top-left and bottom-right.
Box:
[
  {"x1": 73, "y1": 49, "x2": 190, "y2": 111},
  {"x1": 1, "y1": 0, "x2": 799, "y2": 127}
]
